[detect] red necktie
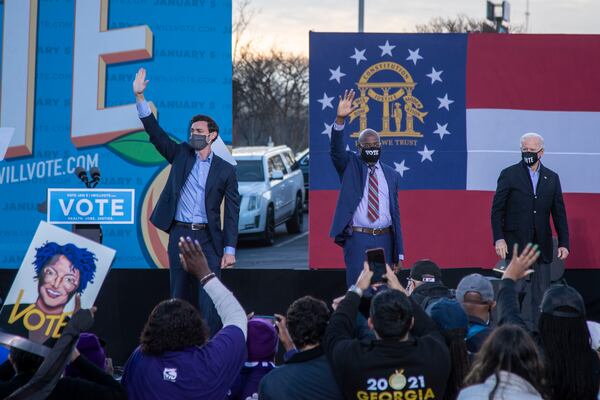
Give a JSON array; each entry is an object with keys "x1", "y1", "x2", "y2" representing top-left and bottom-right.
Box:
[{"x1": 367, "y1": 166, "x2": 379, "y2": 222}]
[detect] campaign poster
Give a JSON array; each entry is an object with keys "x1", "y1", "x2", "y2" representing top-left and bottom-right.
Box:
[{"x1": 0, "y1": 221, "x2": 115, "y2": 356}]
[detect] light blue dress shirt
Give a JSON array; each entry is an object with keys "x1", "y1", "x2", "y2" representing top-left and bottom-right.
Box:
[
  {"x1": 175, "y1": 152, "x2": 212, "y2": 224},
  {"x1": 137, "y1": 100, "x2": 235, "y2": 256},
  {"x1": 529, "y1": 165, "x2": 540, "y2": 195}
]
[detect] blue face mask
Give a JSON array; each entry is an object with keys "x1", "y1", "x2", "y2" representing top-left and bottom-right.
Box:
[{"x1": 189, "y1": 134, "x2": 209, "y2": 151}]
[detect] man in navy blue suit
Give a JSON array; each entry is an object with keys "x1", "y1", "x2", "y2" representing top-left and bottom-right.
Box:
[
  {"x1": 329, "y1": 90, "x2": 404, "y2": 287},
  {"x1": 132, "y1": 68, "x2": 239, "y2": 333}
]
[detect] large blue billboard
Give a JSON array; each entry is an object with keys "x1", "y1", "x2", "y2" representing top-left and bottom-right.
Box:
[{"x1": 0, "y1": 0, "x2": 232, "y2": 268}]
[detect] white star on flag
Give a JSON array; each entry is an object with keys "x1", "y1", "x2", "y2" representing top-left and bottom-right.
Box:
[
  {"x1": 329, "y1": 66, "x2": 346, "y2": 84},
  {"x1": 317, "y1": 92, "x2": 334, "y2": 110},
  {"x1": 406, "y1": 48, "x2": 423, "y2": 65},
  {"x1": 418, "y1": 145, "x2": 435, "y2": 162},
  {"x1": 426, "y1": 67, "x2": 443, "y2": 84},
  {"x1": 433, "y1": 123, "x2": 451, "y2": 140},
  {"x1": 378, "y1": 40, "x2": 395, "y2": 57},
  {"x1": 350, "y1": 48, "x2": 367, "y2": 65},
  {"x1": 437, "y1": 93, "x2": 454, "y2": 111},
  {"x1": 394, "y1": 160, "x2": 410, "y2": 177},
  {"x1": 321, "y1": 123, "x2": 333, "y2": 140},
  {"x1": 345, "y1": 144, "x2": 351, "y2": 151}
]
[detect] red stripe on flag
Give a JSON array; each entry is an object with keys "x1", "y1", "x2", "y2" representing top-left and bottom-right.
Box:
[
  {"x1": 466, "y1": 34, "x2": 600, "y2": 111},
  {"x1": 309, "y1": 190, "x2": 600, "y2": 269}
]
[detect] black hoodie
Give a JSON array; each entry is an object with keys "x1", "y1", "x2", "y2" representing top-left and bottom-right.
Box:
[{"x1": 324, "y1": 291, "x2": 451, "y2": 400}]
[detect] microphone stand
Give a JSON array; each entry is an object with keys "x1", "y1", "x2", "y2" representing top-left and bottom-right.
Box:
[{"x1": 72, "y1": 168, "x2": 103, "y2": 243}]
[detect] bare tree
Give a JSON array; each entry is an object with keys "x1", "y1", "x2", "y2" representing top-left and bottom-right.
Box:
[
  {"x1": 416, "y1": 14, "x2": 524, "y2": 33},
  {"x1": 233, "y1": 48, "x2": 308, "y2": 152},
  {"x1": 232, "y1": 0, "x2": 258, "y2": 62}
]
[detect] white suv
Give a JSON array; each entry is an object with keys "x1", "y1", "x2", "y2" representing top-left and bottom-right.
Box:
[{"x1": 233, "y1": 146, "x2": 305, "y2": 245}]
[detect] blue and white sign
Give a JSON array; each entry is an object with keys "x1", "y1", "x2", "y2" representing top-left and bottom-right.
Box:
[{"x1": 47, "y1": 189, "x2": 135, "y2": 224}]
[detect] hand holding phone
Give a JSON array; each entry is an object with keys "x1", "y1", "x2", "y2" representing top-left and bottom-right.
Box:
[{"x1": 366, "y1": 248, "x2": 387, "y2": 284}]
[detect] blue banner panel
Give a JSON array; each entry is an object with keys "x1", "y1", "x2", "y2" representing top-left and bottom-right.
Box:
[{"x1": 0, "y1": 0, "x2": 232, "y2": 268}]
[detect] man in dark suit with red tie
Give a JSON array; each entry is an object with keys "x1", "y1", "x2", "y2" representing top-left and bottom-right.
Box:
[
  {"x1": 329, "y1": 90, "x2": 404, "y2": 287},
  {"x1": 491, "y1": 132, "x2": 569, "y2": 328},
  {"x1": 132, "y1": 68, "x2": 240, "y2": 334}
]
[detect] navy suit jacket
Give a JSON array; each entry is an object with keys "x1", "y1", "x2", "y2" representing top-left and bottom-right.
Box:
[
  {"x1": 491, "y1": 161, "x2": 569, "y2": 264},
  {"x1": 329, "y1": 127, "x2": 404, "y2": 262},
  {"x1": 140, "y1": 113, "x2": 240, "y2": 257}
]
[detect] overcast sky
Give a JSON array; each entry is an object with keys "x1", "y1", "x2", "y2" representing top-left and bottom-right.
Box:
[{"x1": 236, "y1": 0, "x2": 599, "y2": 55}]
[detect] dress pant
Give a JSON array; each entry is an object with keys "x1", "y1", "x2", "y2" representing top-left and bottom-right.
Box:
[
  {"x1": 167, "y1": 224, "x2": 222, "y2": 335},
  {"x1": 343, "y1": 230, "x2": 394, "y2": 287}
]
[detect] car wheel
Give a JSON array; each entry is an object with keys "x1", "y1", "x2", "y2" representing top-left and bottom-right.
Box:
[
  {"x1": 286, "y1": 195, "x2": 303, "y2": 234},
  {"x1": 260, "y1": 205, "x2": 275, "y2": 246}
]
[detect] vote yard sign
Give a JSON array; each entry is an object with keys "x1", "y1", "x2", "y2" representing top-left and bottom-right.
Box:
[{"x1": 48, "y1": 189, "x2": 135, "y2": 224}]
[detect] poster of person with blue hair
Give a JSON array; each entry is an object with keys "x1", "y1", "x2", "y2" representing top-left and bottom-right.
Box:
[{"x1": 0, "y1": 221, "x2": 115, "y2": 356}]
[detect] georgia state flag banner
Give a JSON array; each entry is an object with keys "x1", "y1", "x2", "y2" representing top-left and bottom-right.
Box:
[{"x1": 309, "y1": 32, "x2": 600, "y2": 269}]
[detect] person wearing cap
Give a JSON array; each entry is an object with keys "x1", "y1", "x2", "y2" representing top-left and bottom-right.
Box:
[
  {"x1": 491, "y1": 132, "x2": 569, "y2": 329},
  {"x1": 407, "y1": 260, "x2": 451, "y2": 310},
  {"x1": 496, "y1": 243, "x2": 600, "y2": 400},
  {"x1": 64, "y1": 333, "x2": 110, "y2": 378},
  {"x1": 426, "y1": 298, "x2": 470, "y2": 400},
  {"x1": 329, "y1": 89, "x2": 405, "y2": 286},
  {"x1": 455, "y1": 274, "x2": 496, "y2": 353},
  {"x1": 228, "y1": 318, "x2": 278, "y2": 400}
]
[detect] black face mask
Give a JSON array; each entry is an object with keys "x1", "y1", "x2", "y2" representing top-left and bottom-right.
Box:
[
  {"x1": 189, "y1": 134, "x2": 209, "y2": 151},
  {"x1": 522, "y1": 150, "x2": 541, "y2": 166},
  {"x1": 359, "y1": 147, "x2": 381, "y2": 165}
]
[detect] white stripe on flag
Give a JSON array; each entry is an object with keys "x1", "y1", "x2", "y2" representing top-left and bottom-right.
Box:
[{"x1": 466, "y1": 109, "x2": 600, "y2": 193}]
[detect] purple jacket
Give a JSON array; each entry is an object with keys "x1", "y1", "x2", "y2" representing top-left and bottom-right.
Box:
[{"x1": 122, "y1": 326, "x2": 247, "y2": 400}]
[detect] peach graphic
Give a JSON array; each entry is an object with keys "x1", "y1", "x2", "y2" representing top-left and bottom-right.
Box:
[{"x1": 140, "y1": 165, "x2": 171, "y2": 269}]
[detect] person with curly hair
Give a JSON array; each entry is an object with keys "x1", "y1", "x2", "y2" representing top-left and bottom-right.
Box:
[
  {"x1": 259, "y1": 296, "x2": 344, "y2": 400},
  {"x1": 121, "y1": 237, "x2": 247, "y2": 400},
  {"x1": 0, "y1": 241, "x2": 97, "y2": 345}
]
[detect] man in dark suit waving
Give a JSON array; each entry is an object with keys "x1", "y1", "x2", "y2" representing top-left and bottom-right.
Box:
[
  {"x1": 330, "y1": 89, "x2": 404, "y2": 286},
  {"x1": 132, "y1": 68, "x2": 239, "y2": 333},
  {"x1": 491, "y1": 132, "x2": 569, "y2": 327}
]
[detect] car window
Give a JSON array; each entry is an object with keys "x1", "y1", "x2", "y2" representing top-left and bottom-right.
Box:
[
  {"x1": 267, "y1": 157, "x2": 275, "y2": 175},
  {"x1": 269, "y1": 155, "x2": 287, "y2": 175},
  {"x1": 235, "y1": 160, "x2": 265, "y2": 182},
  {"x1": 283, "y1": 152, "x2": 298, "y2": 171}
]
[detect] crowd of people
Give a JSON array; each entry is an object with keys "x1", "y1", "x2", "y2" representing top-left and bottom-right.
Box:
[{"x1": 1, "y1": 239, "x2": 599, "y2": 399}]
